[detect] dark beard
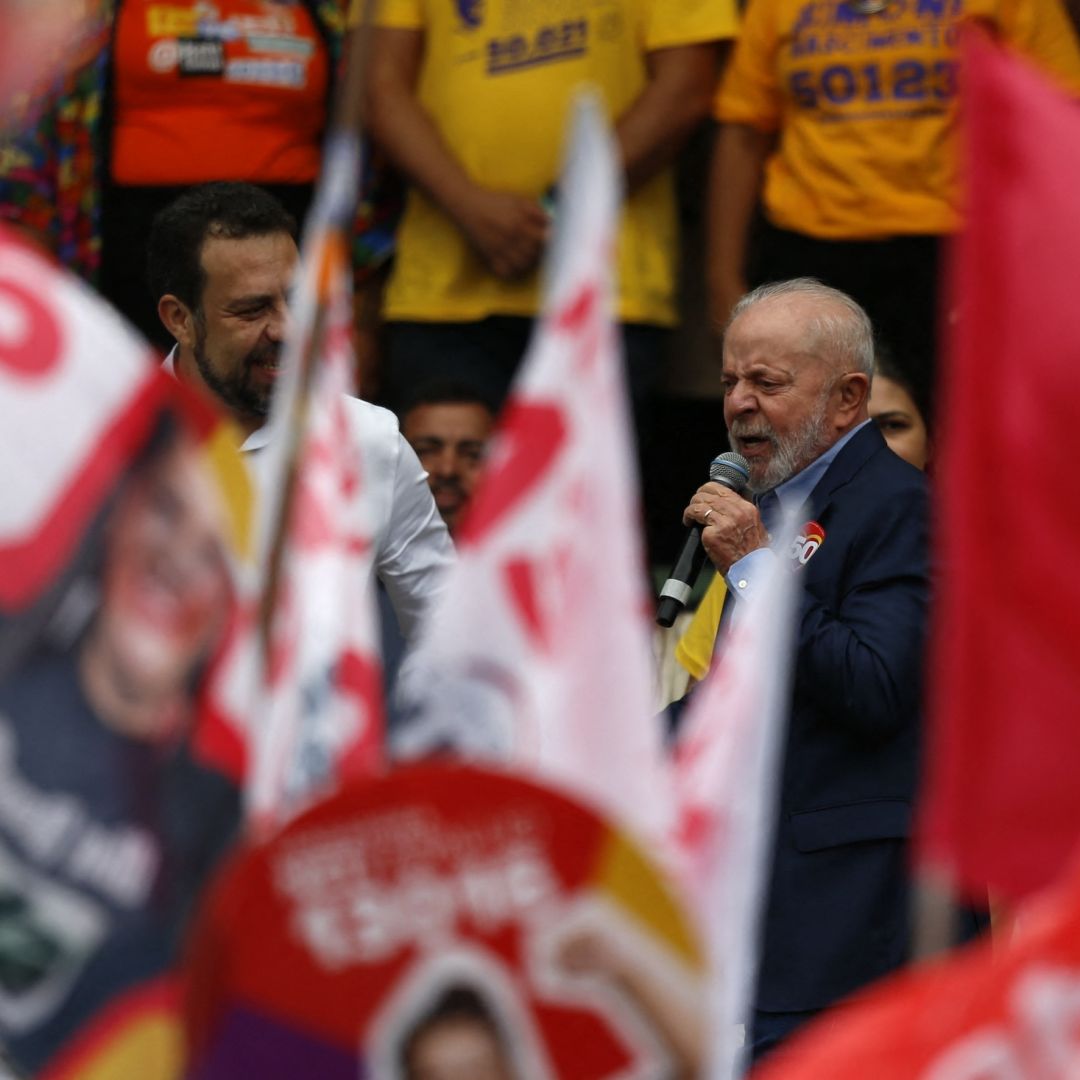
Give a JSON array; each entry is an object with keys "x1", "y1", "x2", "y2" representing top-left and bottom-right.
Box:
[{"x1": 192, "y1": 331, "x2": 276, "y2": 422}]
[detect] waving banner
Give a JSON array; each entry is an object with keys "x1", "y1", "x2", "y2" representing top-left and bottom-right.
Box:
[
  {"x1": 396, "y1": 96, "x2": 671, "y2": 848},
  {"x1": 197, "y1": 136, "x2": 384, "y2": 829},
  {"x1": 185, "y1": 763, "x2": 705, "y2": 1079},
  {"x1": 0, "y1": 225, "x2": 244, "y2": 1077},
  {"x1": 0, "y1": 228, "x2": 164, "y2": 621}
]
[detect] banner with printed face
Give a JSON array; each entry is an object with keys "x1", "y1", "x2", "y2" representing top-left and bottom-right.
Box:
[
  {"x1": 184, "y1": 763, "x2": 706, "y2": 1079},
  {"x1": 0, "y1": 224, "x2": 247, "y2": 1077}
]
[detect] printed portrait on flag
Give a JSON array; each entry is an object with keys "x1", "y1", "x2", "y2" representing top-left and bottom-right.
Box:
[
  {"x1": 183, "y1": 764, "x2": 706, "y2": 1079},
  {"x1": 0, "y1": 224, "x2": 247, "y2": 1076},
  {"x1": 0, "y1": 415, "x2": 245, "y2": 1077}
]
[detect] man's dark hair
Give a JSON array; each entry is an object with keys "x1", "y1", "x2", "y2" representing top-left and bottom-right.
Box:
[
  {"x1": 399, "y1": 984, "x2": 511, "y2": 1078},
  {"x1": 146, "y1": 182, "x2": 297, "y2": 311},
  {"x1": 399, "y1": 379, "x2": 499, "y2": 423}
]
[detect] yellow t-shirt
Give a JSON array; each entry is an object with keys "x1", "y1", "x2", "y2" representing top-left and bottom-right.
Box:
[
  {"x1": 376, "y1": 0, "x2": 738, "y2": 324},
  {"x1": 674, "y1": 572, "x2": 728, "y2": 681},
  {"x1": 716, "y1": 0, "x2": 1080, "y2": 239}
]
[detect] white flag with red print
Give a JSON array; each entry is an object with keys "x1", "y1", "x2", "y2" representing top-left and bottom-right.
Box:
[
  {"x1": 396, "y1": 96, "x2": 671, "y2": 846},
  {"x1": 673, "y1": 507, "x2": 801, "y2": 1080},
  {"x1": 198, "y1": 137, "x2": 384, "y2": 828},
  {"x1": 0, "y1": 225, "x2": 165, "y2": 621}
]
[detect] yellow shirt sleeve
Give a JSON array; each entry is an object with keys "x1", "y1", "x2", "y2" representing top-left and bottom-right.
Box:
[
  {"x1": 714, "y1": 0, "x2": 782, "y2": 131},
  {"x1": 370, "y1": 0, "x2": 422, "y2": 30},
  {"x1": 674, "y1": 574, "x2": 728, "y2": 681},
  {"x1": 643, "y1": 0, "x2": 740, "y2": 52}
]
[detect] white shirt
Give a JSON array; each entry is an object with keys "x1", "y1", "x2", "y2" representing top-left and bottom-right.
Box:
[{"x1": 163, "y1": 350, "x2": 453, "y2": 640}]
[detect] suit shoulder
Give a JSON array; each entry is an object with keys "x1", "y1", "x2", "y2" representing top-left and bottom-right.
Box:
[
  {"x1": 819, "y1": 436, "x2": 928, "y2": 539},
  {"x1": 871, "y1": 442, "x2": 926, "y2": 484},
  {"x1": 339, "y1": 395, "x2": 400, "y2": 433},
  {"x1": 854, "y1": 441, "x2": 927, "y2": 503}
]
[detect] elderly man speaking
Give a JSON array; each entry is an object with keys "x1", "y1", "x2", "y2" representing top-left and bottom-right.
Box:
[{"x1": 684, "y1": 279, "x2": 929, "y2": 1059}]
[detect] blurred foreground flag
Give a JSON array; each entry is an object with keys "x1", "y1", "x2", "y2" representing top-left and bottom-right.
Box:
[
  {"x1": 753, "y1": 855, "x2": 1080, "y2": 1080},
  {"x1": 397, "y1": 96, "x2": 671, "y2": 846},
  {"x1": 673, "y1": 509, "x2": 800, "y2": 1080},
  {"x1": 199, "y1": 136, "x2": 384, "y2": 830},
  {"x1": 0, "y1": 225, "x2": 164, "y2": 629},
  {"x1": 0, "y1": 226, "x2": 246, "y2": 1077},
  {"x1": 919, "y1": 31, "x2": 1080, "y2": 903}
]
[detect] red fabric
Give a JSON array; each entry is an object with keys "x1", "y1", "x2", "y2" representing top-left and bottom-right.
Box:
[
  {"x1": 918, "y1": 30, "x2": 1080, "y2": 902},
  {"x1": 752, "y1": 857, "x2": 1080, "y2": 1080}
]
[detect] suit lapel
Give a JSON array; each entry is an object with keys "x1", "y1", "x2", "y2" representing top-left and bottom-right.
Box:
[
  {"x1": 800, "y1": 422, "x2": 888, "y2": 524},
  {"x1": 777, "y1": 424, "x2": 887, "y2": 579}
]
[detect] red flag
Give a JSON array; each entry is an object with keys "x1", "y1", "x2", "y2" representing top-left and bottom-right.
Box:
[
  {"x1": 919, "y1": 31, "x2": 1080, "y2": 902},
  {"x1": 753, "y1": 855, "x2": 1080, "y2": 1080}
]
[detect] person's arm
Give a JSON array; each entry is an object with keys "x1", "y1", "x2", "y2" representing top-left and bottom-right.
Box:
[
  {"x1": 686, "y1": 473, "x2": 928, "y2": 743},
  {"x1": 376, "y1": 430, "x2": 455, "y2": 642},
  {"x1": 615, "y1": 41, "x2": 727, "y2": 193},
  {"x1": 364, "y1": 26, "x2": 548, "y2": 279},
  {"x1": 706, "y1": 122, "x2": 775, "y2": 330}
]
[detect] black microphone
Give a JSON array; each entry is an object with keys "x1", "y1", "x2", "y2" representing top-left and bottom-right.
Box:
[{"x1": 655, "y1": 452, "x2": 750, "y2": 628}]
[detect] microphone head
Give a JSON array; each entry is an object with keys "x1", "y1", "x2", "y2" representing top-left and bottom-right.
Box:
[{"x1": 709, "y1": 451, "x2": 750, "y2": 494}]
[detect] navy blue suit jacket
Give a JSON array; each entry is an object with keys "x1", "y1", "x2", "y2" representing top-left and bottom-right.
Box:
[{"x1": 754, "y1": 421, "x2": 929, "y2": 1014}]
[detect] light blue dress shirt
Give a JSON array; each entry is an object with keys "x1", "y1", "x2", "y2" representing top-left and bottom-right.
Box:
[{"x1": 725, "y1": 420, "x2": 872, "y2": 606}]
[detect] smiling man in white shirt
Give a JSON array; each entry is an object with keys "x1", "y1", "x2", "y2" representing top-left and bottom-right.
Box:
[{"x1": 147, "y1": 181, "x2": 453, "y2": 639}]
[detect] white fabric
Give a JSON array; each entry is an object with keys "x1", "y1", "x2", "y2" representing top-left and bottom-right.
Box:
[
  {"x1": 397, "y1": 96, "x2": 673, "y2": 850},
  {"x1": 163, "y1": 349, "x2": 452, "y2": 641},
  {"x1": 1, "y1": 237, "x2": 154, "y2": 544},
  {"x1": 673, "y1": 504, "x2": 801, "y2": 1080},
  {"x1": 247, "y1": 172, "x2": 385, "y2": 823}
]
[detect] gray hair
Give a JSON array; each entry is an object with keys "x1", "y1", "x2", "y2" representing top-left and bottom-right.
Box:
[{"x1": 726, "y1": 278, "x2": 875, "y2": 380}]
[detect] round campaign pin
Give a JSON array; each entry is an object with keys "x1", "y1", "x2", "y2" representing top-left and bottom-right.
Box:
[{"x1": 184, "y1": 763, "x2": 705, "y2": 1079}]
